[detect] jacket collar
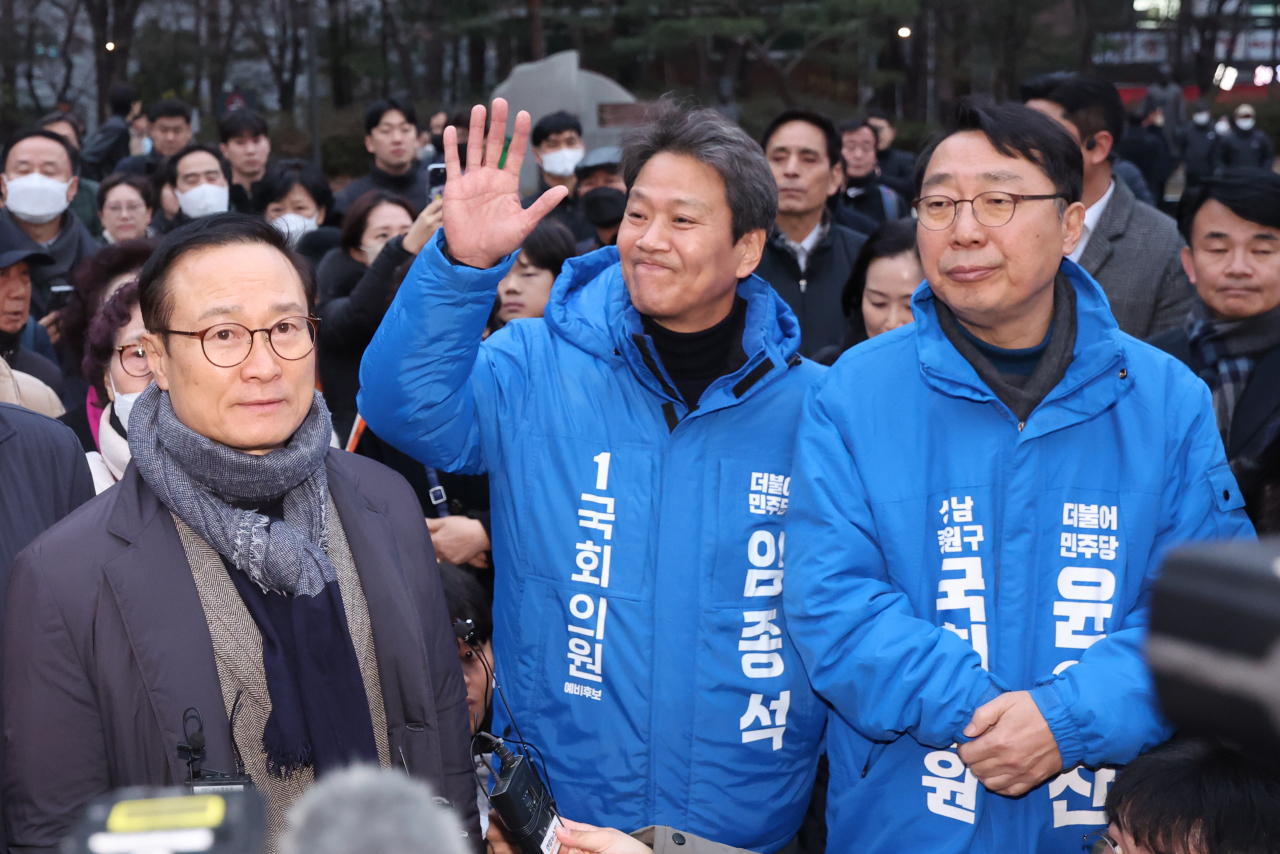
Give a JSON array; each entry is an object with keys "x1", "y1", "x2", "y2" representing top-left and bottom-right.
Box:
[
  {"x1": 1078, "y1": 175, "x2": 1135, "y2": 273},
  {"x1": 101, "y1": 452, "x2": 432, "y2": 783},
  {"x1": 913, "y1": 258, "x2": 1130, "y2": 437},
  {"x1": 368, "y1": 160, "x2": 421, "y2": 189},
  {"x1": 100, "y1": 464, "x2": 234, "y2": 782},
  {"x1": 544, "y1": 249, "x2": 803, "y2": 419}
]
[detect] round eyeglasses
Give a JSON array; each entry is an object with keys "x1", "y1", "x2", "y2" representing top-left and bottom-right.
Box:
[
  {"x1": 115, "y1": 343, "x2": 152, "y2": 378},
  {"x1": 1083, "y1": 828, "x2": 1121, "y2": 854},
  {"x1": 158, "y1": 316, "x2": 320, "y2": 368},
  {"x1": 914, "y1": 191, "x2": 1066, "y2": 230}
]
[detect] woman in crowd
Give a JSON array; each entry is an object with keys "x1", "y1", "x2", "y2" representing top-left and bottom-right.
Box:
[
  {"x1": 838, "y1": 219, "x2": 922, "y2": 351},
  {"x1": 315, "y1": 190, "x2": 422, "y2": 443},
  {"x1": 58, "y1": 280, "x2": 147, "y2": 492},
  {"x1": 96, "y1": 174, "x2": 155, "y2": 244},
  {"x1": 494, "y1": 217, "x2": 578, "y2": 326},
  {"x1": 254, "y1": 158, "x2": 340, "y2": 269},
  {"x1": 54, "y1": 239, "x2": 156, "y2": 410}
]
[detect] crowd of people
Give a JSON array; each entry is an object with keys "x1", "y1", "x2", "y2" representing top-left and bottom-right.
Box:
[{"x1": 1, "y1": 68, "x2": 1280, "y2": 854}]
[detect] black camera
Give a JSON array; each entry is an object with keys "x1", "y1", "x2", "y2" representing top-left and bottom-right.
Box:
[
  {"x1": 60, "y1": 787, "x2": 265, "y2": 854},
  {"x1": 1149, "y1": 537, "x2": 1280, "y2": 756}
]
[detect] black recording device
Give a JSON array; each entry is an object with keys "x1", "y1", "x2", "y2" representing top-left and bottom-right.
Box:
[
  {"x1": 428, "y1": 162, "x2": 447, "y2": 201},
  {"x1": 454, "y1": 618, "x2": 562, "y2": 853},
  {"x1": 178, "y1": 708, "x2": 254, "y2": 795},
  {"x1": 482, "y1": 735, "x2": 562, "y2": 854},
  {"x1": 1148, "y1": 538, "x2": 1280, "y2": 757}
]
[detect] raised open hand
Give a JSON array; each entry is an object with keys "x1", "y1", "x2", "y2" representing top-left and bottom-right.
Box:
[{"x1": 441, "y1": 98, "x2": 569, "y2": 269}]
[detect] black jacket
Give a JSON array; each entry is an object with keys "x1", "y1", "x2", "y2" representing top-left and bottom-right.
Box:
[
  {"x1": 1219, "y1": 127, "x2": 1276, "y2": 171},
  {"x1": 0, "y1": 209, "x2": 99, "y2": 319},
  {"x1": 875, "y1": 147, "x2": 918, "y2": 200},
  {"x1": 333, "y1": 162, "x2": 429, "y2": 219},
  {"x1": 113, "y1": 150, "x2": 164, "y2": 178},
  {"x1": 1148, "y1": 326, "x2": 1280, "y2": 466},
  {"x1": 316, "y1": 238, "x2": 414, "y2": 443},
  {"x1": 522, "y1": 180, "x2": 595, "y2": 243},
  {"x1": 3, "y1": 451, "x2": 480, "y2": 852},
  {"x1": 0, "y1": 404, "x2": 94, "y2": 853},
  {"x1": 1178, "y1": 124, "x2": 1222, "y2": 187},
  {"x1": 80, "y1": 117, "x2": 132, "y2": 182},
  {"x1": 835, "y1": 178, "x2": 906, "y2": 227},
  {"x1": 754, "y1": 221, "x2": 867, "y2": 358}
]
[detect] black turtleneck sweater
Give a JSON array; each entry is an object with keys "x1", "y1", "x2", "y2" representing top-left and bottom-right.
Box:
[{"x1": 640, "y1": 297, "x2": 748, "y2": 408}]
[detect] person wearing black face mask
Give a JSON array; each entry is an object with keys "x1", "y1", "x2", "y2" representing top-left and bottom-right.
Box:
[
  {"x1": 1178, "y1": 99, "x2": 1222, "y2": 191},
  {"x1": 573, "y1": 147, "x2": 628, "y2": 253}
]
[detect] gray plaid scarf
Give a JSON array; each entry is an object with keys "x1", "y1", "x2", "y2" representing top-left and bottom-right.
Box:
[
  {"x1": 1187, "y1": 301, "x2": 1280, "y2": 442},
  {"x1": 128, "y1": 383, "x2": 336, "y2": 596}
]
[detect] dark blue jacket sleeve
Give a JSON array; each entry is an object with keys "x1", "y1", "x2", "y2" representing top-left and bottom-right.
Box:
[{"x1": 357, "y1": 230, "x2": 519, "y2": 475}]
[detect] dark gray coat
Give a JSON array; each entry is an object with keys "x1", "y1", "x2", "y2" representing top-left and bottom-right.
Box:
[
  {"x1": 1077, "y1": 176, "x2": 1196, "y2": 340},
  {"x1": 3, "y1": 450, "x2": 480, "y2": 853},
  {"x1": 0, "y1": 404, "x2": 94, "y2": 854}
]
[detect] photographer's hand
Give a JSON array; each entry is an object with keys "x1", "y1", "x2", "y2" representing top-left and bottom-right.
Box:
[
  {"x1": 556, "y1": 818, "x2": 652, "y2": 854},
  {"x1": 402, "y1": 197, "x2": 444, "y2": 255},
  {"x1": 441, "y1": 99, "x2": 568, "y2": 270}
]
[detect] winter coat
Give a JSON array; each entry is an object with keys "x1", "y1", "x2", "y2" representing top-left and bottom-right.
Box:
[
  {"x1": 755, "y1": 222, "x2": 867, "y2": 359},
  {"x1": 3, "y1": 452, "x2": 480, "y2": 852},
  {"x1": 357, "y1": 236, "x2": 828, "y2": 851},
  {"x1": 783, "y1": 259, "x2": 1255, "y2": 853}
]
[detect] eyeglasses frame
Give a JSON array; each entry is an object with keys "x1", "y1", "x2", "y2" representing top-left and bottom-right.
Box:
[
  {"x1": 912, "y1": 191, "x2": 1068, "y2": 230},
  {"x1": 1082, "y1": 827, "x2": 1121, "y2": 854},
  {"x1": 156, "y1": 315, "x2": 321, "y2": 369},
  {"x1": 114, "y1": 342, "x2": 153, "y2": 378}
]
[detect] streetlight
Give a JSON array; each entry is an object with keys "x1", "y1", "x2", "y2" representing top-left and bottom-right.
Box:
[
  {"x1": 105, "y1": 42, "x2": 115, "y2": 51},
  {"x1": 898, "y1": 27, "x2": 912, "y2": 38}
]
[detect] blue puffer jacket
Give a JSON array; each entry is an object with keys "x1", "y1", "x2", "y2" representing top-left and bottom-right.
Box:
[
  {"x1": 783, "y1": 260, "x2": 1255, "y2": 853},
  {"x1": 358, "y1": 233, "x2": 827, "y2": 852}
]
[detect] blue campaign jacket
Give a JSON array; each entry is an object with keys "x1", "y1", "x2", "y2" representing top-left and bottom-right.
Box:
[
  {"x1": 358, "y1": 234, "x2": 827, "y2": 852},
  {"x1": 783, "y1": 260, "x2": 1255, "y2": 853}
]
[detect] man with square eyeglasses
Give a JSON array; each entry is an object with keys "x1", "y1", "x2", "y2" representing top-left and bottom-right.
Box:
[{"x1": 783, "y1": 99, "x2": 1254, "y2": 853}]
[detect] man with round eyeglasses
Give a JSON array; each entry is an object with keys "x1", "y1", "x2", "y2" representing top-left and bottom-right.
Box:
[
  {"x1": 4, "y1": 213, "x2": 479, "y2": 852},
  {"x1": 783, "y1": 99, "x2": 1254, "y2": 853}
]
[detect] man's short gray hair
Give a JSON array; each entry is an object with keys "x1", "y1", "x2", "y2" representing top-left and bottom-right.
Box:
[
  {"x1": 280, "y1": 766, "x2": 468, "y2": 854},
  {"x1": 620, "y1": 100, "x2": 777, "y2": 243}
]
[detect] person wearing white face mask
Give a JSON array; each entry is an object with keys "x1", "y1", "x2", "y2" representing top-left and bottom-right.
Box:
[
  {"x1": 59, "y1": 278, "x2": 148, "y2": 492},
  {"x1": 256, "y1": 158, "x2": 340, "y2": 270},
  {"x1": 0, "y1": 129, "x2": 100, "y2": 322},
  {"x1": 1178, "y1": 98, "x2": 1223, "y2": 191},
  {"x1": 1219, "y1": 103, "x2": 1276, "y2": 172},
  {"x1": 156, "y1": 143, "x2": 231, "y2": 234},
  {"x1": 520, "y1": 110, "x2": 596, "y2": 243}
]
